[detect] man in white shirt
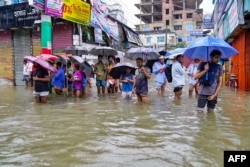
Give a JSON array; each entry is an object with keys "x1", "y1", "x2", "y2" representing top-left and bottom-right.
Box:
[
  {"x1": 152, "y1": 56, "x2": 167, "y2": 95},
  {"x1": 187, "y1": 59, "x2": 200, "y2": 97},
  {"x1": 23, "y1": 60, "x2": 33, "y2": 87},
  {"x1": 171, "y1": 55, "x2": 185, "y2": 100}
]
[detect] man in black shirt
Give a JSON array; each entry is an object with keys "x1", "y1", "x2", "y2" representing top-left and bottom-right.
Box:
[{"x1": 33, "y1": 63, "x2": 50, "y2": 103}]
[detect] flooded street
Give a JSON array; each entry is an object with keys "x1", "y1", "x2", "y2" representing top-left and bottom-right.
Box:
[{"x1": 0, "y1": 81, "x2": 250, "y2": 167}]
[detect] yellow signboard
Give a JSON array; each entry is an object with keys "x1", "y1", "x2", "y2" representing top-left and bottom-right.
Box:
[{"x1": 62, "y1": 0, "x2": 90, "y2": 25}]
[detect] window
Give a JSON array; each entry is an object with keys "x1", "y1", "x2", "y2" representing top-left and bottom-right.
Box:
[
  {"x1": 154, "y1": 27, "x2": 162, "y2": 31},
  {"x1": 174, "y1": 25, "x2": 182, "y2": 30},
  {"x1": 187, "y1": 13, "x2": 193, "y2": 18},
  {"x1": 157, "y1": 36, "x2": 165, "y2": 43},
  {"x1": 187, "y1": 36, "x2": 192, "y2": 42},
  {"x1": 186, "y1": 24, "x2": 193, "y2": 30},
  {"x1": 165, "y1": 9, "x2": 169, "y2": 14},
  {"x1": 165, "y1": 20, "x2": 169, "y2": 26},
  {"x1": 173, "y1": 14, "x2": 182, "y2": 19},
  {"x1": 146, "y1": 37, "x2": 152, "y2": 44}
]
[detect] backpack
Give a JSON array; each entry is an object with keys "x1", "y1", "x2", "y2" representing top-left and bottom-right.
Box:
[
  {"x1": 199, "y1": 62, "x2": 220, "y2": 86},
  {"x1": 165, "y1": 64, "x2": 172, "y2": 83}
]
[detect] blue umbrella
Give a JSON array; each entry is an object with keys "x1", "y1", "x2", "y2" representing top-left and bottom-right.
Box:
[
  {"x1": 183, "y1": 36, "x2": 239, "y2": 60},
  {"x1": 165, "y1": 48, "x2": 186, "y2": 59}
]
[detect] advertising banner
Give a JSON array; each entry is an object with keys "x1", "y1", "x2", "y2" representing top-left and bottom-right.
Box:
[
  {"x1": 228, "y1": 0, "x2": 238, "y2": 34},
  {"x1": 94, "y1": 28, "x2": 103, "y2": 44},
  {"x1": 107, "y1": 19, "x2": 119, "y2": 41},
  {"x1": 62, "y1": 0, "x2": 90, "y2": 25},
  {"x1": 45, "y1": 0, "x2": 63, "y2": 18},
  {"x1": 91, "y1": 0, "x2": 108, "y2": 15},
  {"x1": 29, "y1": 0, "x2": 45, "y2": 10},
  {"x1": 91, "y1": 8, "x2": 119, "y2": 41},
  {"x1": 203, "y1": 14, "x2": 214, "y2": 29}
]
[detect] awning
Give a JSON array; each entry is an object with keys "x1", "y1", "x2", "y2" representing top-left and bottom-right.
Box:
[{"x1": 123, "y1": 26, "x2": 143, "y2": 45}]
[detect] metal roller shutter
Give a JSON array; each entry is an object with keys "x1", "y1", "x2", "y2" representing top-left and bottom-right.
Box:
[
  {"x1": 32, "y1": 29, "x2": 41, "y2": 56},
  {"x1": 0, "y1": 30, "x2": 13, "y2": 85},
  {"x1": 52, "y1": 22, "x2": 73, "y2": 55},
  {"x1": 13, "y1": 29, "x2": 32, "y2": 86}
]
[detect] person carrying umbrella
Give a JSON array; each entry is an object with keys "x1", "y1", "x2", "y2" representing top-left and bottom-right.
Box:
[
  {"x1": 194, "y1": 50, "x2": 223, "y2": 112},
  {"x1": 120, "y1": 66, "x2": 135, "y2": 99},
  {"x1": 134, "y1": 58, "x2": 151, "y2": 103},
  {"x1": 94, "y1": 55, "x2": 107, "y2": 94},
  {"x1": 51, "y1": 62, "x2": 65, "y2": 95},
  {"x1": 32, "y1": 63, "x2": 50, "y2": 103}
]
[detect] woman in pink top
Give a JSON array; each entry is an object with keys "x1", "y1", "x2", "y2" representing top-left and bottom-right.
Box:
[{"x1": 73, "y1": 64, "x2": 83, "y2": 98}]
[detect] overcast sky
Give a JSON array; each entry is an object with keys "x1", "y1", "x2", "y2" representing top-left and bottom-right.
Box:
[{"x1": 118, "y1": 0, "x2": 214, "y2": 29}]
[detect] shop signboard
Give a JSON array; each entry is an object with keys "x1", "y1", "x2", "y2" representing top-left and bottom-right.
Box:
[
  {"x1": 62, "y1": 0, "x2": 90, "y2": 25},
  {"x1": 0, "y1": 2, "x2": 40, "y2": 29},
  {"x1": 28, "y1": 0, "x2": 45, "y2": 10},
  {"x1": 45, "y1": 0, "x2": 63, "y2": 18}
]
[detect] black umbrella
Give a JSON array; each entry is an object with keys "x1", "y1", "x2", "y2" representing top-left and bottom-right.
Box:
[
  {"x1": 109, "y1": 62, "x2": 136, "y2": 79},
  {"x1": 63, "y1": 46, "x2": 89, "y2": 56},
  {"x1": 69, "y1": 56, "x2": 94, "y2": 77},
  {"x1": 145, "y1": 58, "x2": 167, "y2": 73}
]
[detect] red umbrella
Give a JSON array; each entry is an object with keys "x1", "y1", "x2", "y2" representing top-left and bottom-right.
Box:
[{"x1": 37, "y1": 54, "x2": 58, "y2": 62}]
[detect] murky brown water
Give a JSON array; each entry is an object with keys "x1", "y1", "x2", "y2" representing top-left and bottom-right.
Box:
[{"x1": 0, "y1": 80, "x2": 250, "y2": 167}]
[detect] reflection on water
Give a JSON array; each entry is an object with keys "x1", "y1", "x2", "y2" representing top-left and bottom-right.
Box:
[{"x1": 0, "y1": 83, "x2": 250, "y2": 167}]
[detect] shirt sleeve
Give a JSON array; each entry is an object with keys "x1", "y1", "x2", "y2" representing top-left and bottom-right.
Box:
[
  {"x1": 187, "y1": 64, "x2": 192, "y2": 74},
  {"x1": 219, "y1": 65, "x2": 223, "y2": 77},
  {"x1": 176, "y1": 63, "x2": 185, "y2": 75},
  {"x1": 152, "y1": 62, "x2": 160, "y2": 74}
]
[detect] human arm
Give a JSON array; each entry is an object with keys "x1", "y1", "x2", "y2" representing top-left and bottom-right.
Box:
[
  {"x1": 33, "y1": 75, "x2": 50, "y2": 82},
  {"x1": 208, "y1": 66, "x2": 223, "y2": 100},
  {"x1": 175, "y1": 63, "x2": 186, "y2": 76},
  {"x1": 208, "y1": 76, "x2": 222, "y2": 100},
  {"x1": 153, "y1": 62, "x2": 166, "y2": 74},
  {"x1": 194, "y1": 63, "x2": 209, "y2": 80},
  {"x1": 141, "y1": 66, "x2": 151, "y2": 79}
]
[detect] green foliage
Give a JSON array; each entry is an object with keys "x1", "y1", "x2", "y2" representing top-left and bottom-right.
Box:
[
  {"x1": 168, "y1": 42, "x2": 187, "y2": 51},
  {"x1": 81, "y1": 24, "x2": 94, "y2": 42}
]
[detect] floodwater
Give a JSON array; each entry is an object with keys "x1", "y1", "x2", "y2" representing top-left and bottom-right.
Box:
[{"x1": 0, "y1": 79, "x2": 250, "y2": 167}]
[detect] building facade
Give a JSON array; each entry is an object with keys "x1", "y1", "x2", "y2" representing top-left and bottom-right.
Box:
[
  {"x1": 213, "y1": 0, "x2": 250, "y2": 91},
  {"x1": 135, "y1": 0, "x2": 203, "y2": 47}
]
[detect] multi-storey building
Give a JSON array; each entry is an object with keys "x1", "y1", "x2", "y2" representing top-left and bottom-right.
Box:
[{"x1": 135, "y1": 0, "x2": 203, "y2": 49}]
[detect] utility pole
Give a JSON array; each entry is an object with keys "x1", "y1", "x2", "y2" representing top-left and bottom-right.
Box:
[{"x1": 165, "y1": 28, "x2": 170, "y2": 51}]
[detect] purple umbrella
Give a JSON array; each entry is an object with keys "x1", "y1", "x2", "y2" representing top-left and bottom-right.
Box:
[
  {"x1": 24, "y1": 56, "x2": 36, "y2": 62},
  {"x1": 33, "y1": 58, "x2": 57, "y2": 73},
  {"x1": 24, "y1": 56, "x2": 57, "y2": 73}
]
